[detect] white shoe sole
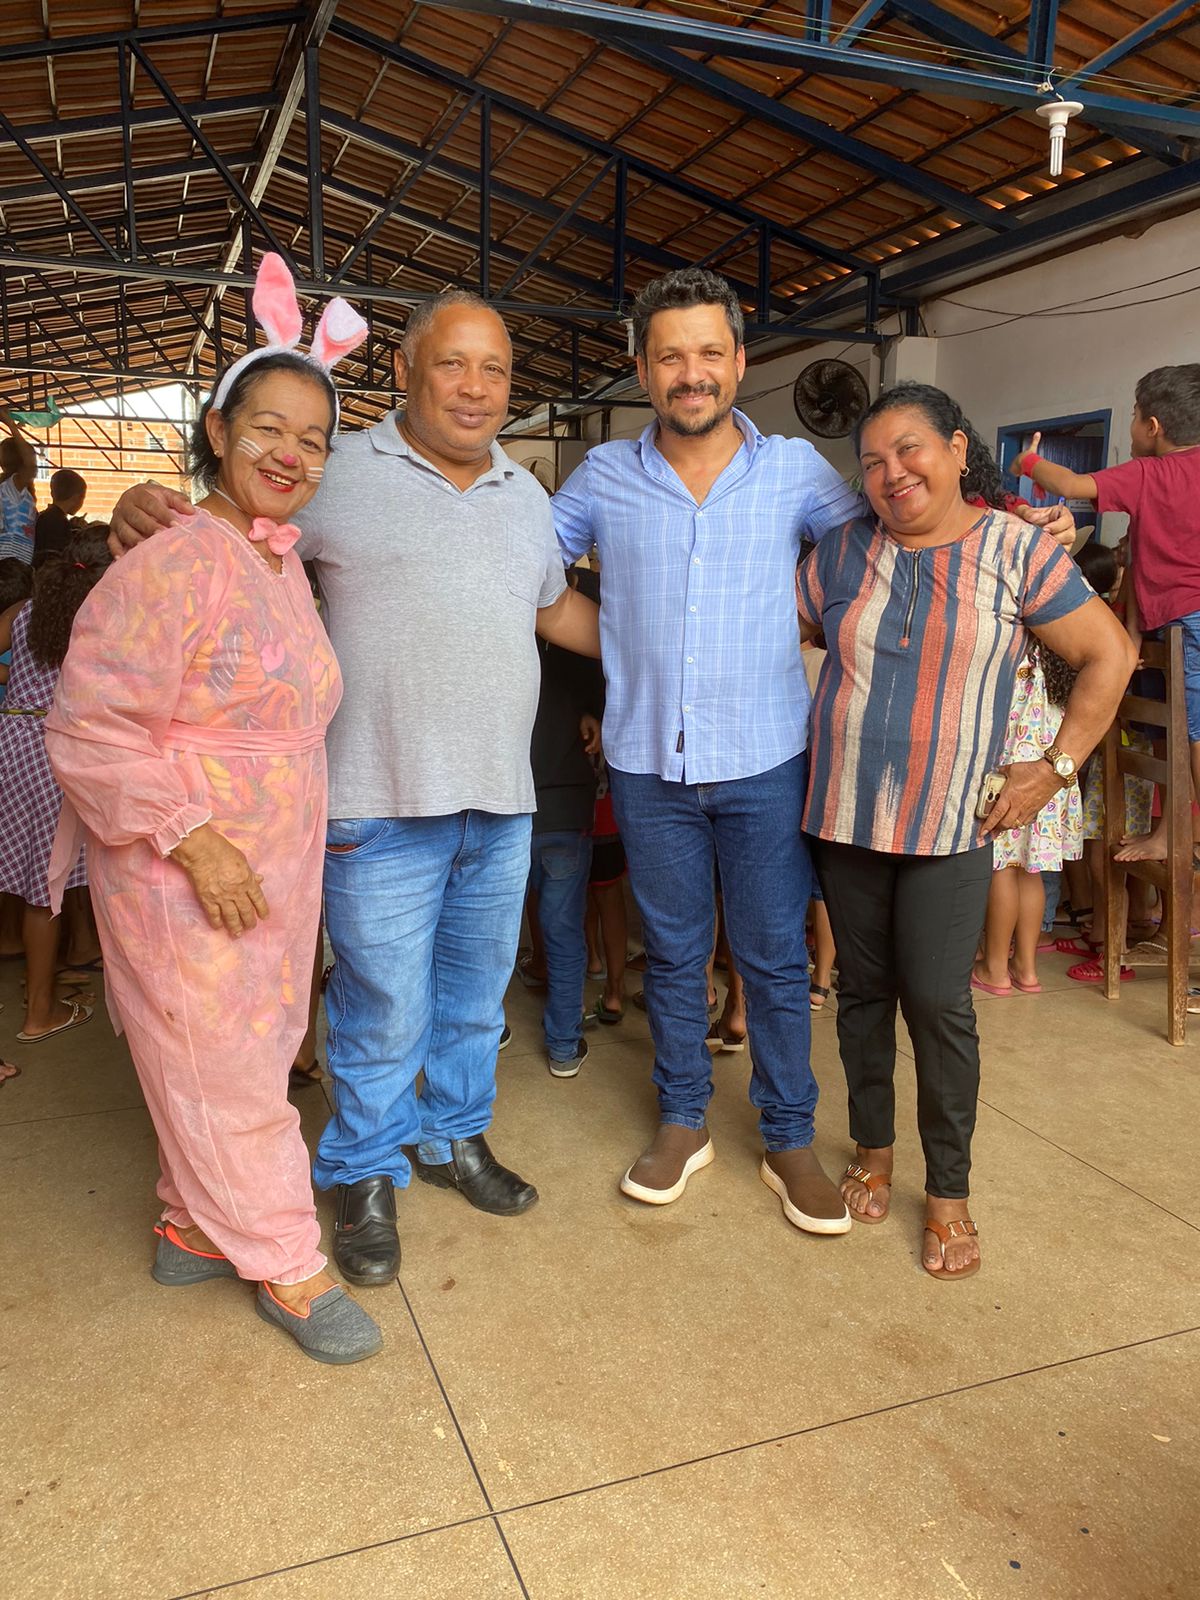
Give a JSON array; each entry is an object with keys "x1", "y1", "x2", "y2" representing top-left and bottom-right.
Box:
[
  {"x1": 759, "y1": 1159, "x2": 852, "y2": 1234},
  {"x1": 620, "y1": 1139, "x2": 715, "y2": 1205},
  {"x1": 548, "y1": 1059, "x2": 581, "y2": 1078}
]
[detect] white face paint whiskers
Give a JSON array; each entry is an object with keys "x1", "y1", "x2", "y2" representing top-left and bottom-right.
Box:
[
  {"x1": 235, "y1": 437, "x2": 266, "y2": 461},
  {"x1": 304, "y1": 463, "x2": 325, "y2": 482}
]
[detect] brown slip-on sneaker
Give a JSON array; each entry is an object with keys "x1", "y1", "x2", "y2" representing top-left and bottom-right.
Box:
[
  {"x1": 760, "y1": 1147, "x2": 851, "y2": 1235},
  {"x1": 620, "y1": 1123, "x2": 714, "y2": 1205}
]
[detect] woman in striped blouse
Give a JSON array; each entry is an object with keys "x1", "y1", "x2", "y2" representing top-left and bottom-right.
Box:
[{"x1": 797, "y1": 382, "x2": 1134, "y2": 1281}]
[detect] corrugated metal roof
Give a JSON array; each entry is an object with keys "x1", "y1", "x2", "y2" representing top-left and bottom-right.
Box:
[{"x1": 2, "y1": 0, "x2": 1198, "y2": 424}]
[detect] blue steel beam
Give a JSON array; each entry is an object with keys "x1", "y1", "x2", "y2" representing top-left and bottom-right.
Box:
[
  {"x1": 806, "y1": 0, "x2": 833, "y2": 43},
  {"x1": 12, "y1": 96, "x2": 279, "y2": 148},
  {"x1": 0, "y1": 150, "x2": 258, "y2": 206},
  {"x1": 0, "y1": 109, "x2": 123, "y2": 260},
  {"x1": 889, "y1": 0, "x2": 1181, "y2": 163},
  {"x1": 130, "y1": 43, "x2": 296, "y2": 266},
  {"x1": 1026, "y1": 0, "x2": 1060, "y2": 65},
  {"x1": 331, "y1": 19, "x2": 871, "y2": 274},
  {"x1": 879, "y1": 157, "x2": 1200, "y2": 297},
  {"x1": 314, "y1": 104, "x2": 840, "y2": 317},
  {"x1": 835, "y1": 0, "x2": 892, "y2": 46},
  {"x1": 415, "y1": 0, "x2": 1200, "y2": 139},
  {"x1": 0, "y1": 10, "x2": 303, "y2": 64},
  {"x1": 1, "y1": 247, "x2": 879, "y2": 346},
  {"x1": 627, "y1": 41, "x2": 1012, "y2": 230},
  {"x1": 329, "y1": 92, "x2": 482, "y2": 284}
]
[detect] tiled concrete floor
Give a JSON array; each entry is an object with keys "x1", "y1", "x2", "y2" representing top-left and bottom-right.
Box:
[{"x1": 2, "y1": 946, "x2": 1198, "y2": 1599}]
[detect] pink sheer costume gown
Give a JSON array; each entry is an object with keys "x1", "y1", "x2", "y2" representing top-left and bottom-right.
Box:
[{"x1": 45, "y1": 510, "x2": 342, "y2": 1284}]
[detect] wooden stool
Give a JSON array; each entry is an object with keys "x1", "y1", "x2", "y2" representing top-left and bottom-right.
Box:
[{"x1": 1101, "y1": 627, "x2": 1192, "y2": 1044}]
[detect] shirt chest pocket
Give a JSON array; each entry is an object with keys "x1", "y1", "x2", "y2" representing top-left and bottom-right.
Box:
[{"x1": 505, "y1": 524, "x2": 545, "y2": 606}]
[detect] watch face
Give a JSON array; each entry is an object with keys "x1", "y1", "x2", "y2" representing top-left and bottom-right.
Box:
[{"x1": 1054, "y1": 755, "x2": 1075, "y2": 778}]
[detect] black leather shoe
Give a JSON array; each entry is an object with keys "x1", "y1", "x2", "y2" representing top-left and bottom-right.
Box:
[
  {"x1": 332, "y1": 1176, "x2": 400, "y2": 1285},
  {"x1": 409, "y1": 1135, "x2": 538, "y2": 1216}
]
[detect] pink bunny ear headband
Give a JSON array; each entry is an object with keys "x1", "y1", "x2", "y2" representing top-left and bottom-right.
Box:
[{"x1": 210, "y1": 253, "x2": 368, "y2": 429}]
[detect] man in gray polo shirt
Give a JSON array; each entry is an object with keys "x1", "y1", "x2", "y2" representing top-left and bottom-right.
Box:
[{"x1": 110, "y1": 291, "x2": 599, "y2": 1287}]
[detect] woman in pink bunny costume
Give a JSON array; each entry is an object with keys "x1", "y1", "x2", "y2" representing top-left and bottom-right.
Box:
[{"x1": 45, "y1": 257, "x2": 383, "y2": 1365}]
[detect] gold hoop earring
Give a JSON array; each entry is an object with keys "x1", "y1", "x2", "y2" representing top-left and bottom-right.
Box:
[{"x1": 960, "y1": 464, "x2": 969, "y2": 477}]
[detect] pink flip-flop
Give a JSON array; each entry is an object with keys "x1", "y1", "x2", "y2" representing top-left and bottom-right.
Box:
[
  {"x1": 971, "y1": 972, "x2": 1012, "y2": 998},
  {"x1": 1008, "y1": 967, "x2": 1043, "y2": 994}
]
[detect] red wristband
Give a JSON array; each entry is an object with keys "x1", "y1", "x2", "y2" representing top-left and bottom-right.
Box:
[{"x1": 1016, "y1": 451, "x2": 1041, "y2": 478}]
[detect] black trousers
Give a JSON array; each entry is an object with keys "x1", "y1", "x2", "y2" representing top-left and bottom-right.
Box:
[{"x1": 811, "y1": 839, "x2": 993, "y2": 1199}]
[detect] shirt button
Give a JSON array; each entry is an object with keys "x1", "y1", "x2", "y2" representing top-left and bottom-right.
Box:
[
  {"x1": 686, "y1": 656, "x2": 694, "y2": 664},
  {"x1": 684, "y1": 704, "x2": 692, "y2": 712},
  {"x1": 689, "y1": 605, "x2": 697, "y2": 613},
  {"x1": 693, "y1": 557, "x2": 701, "y2": 566}
]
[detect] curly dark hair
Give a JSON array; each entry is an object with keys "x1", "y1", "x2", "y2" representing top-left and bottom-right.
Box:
[
  {"x1": 854, "y1": 381, "x2": 1010, "y2": 507},
  {"x1": 629, "y1": 268, "x2": 745, "y2": 358},
  {"x1": 26, "y1": 526, "x2": 114, "y2": 670},
  {"x1": 1039, "y1": 644, "x2": 1077, "y2": 710},
  {"x1": 0, "y1": 556, "x2": 33, "y2": 613},
  {"x1": 189, "y1": 352, "x2": 336, "y2": 494},
  {"x1": 1075, "y1": 541, "x2": 1118, "y2": 598}
]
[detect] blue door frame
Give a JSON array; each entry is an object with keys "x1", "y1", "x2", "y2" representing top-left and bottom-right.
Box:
[{"x1": 997, "y1": 409, "x2": 1113, "y2": 539}]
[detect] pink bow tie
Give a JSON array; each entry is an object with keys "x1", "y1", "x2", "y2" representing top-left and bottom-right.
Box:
[{"x1": 248, "y1": 517, "x2": 301, "y2": 556}]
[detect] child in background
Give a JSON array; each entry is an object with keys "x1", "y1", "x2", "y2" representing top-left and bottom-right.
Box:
[
  {"x1": 973, "y1": 642, "x2": 1084, "y2": 996},
  {"x1": 0, "y1": 556, "x2": 33, "y2": 706},
  {"x1": 0, "y1": 420, "x2": 38, "y2": 565},
  {"x1": 33, "y1": 468, "x2": 87, "y2": 568},
  {"x1": 582, "y1": 733, "x2": 630, "y2": 1026},
  {"x1": 1014, "y1": 364, "x2": 1200, "y2": 862},
  {"x1": 0, "y1": 557, "x2": 35, "y2": 964},
  {"x1": 0, "y1": 528, "x2": 112, "y2": 1040}
]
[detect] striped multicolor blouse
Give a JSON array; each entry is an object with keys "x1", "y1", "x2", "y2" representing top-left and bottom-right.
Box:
[{"x1": 796, "y1": 510, "x2": 1093, "y2": 856}]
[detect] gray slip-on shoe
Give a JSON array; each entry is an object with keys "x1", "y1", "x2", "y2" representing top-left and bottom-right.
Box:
[
  {"x1": 255, "y1": 1282, "x2": 383, "y2": 1365},
  {"x1": 151, "y1": 1222, "x2": 240, "y2": 1286}
]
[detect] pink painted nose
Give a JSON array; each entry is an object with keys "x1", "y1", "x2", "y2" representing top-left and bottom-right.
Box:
[{"x1": 277, "y1": 449, "x2": 299, "y2": 468}]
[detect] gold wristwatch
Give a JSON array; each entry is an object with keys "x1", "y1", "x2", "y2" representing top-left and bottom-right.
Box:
[{"x1": 1043, "y1": 744, "x2": 1078, "y2": 786}]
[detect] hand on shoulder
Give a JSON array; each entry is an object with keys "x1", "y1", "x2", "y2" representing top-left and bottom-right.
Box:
[{"x1": 108, "y1": 480, "x2": 195, "y2": 560}]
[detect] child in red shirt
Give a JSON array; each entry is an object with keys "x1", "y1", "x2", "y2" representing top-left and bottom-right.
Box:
[{"x1": 1013, "y1": 365, "x2": 1200, "y2": 861}]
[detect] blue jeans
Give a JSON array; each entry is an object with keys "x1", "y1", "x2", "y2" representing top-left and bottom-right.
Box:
[
  {"x1": 529, "y1": 829, "x2": 592, "y2": 1060},
  {"x1": 314, "y1": 811, "x2": 532, "y2": 1189},
  {"x1": 609, "y1": 752, "x2": 816, "y2": 1150},
  {"x1": 1170, "y1": 612, "x2": 1200, "y2": 740}
]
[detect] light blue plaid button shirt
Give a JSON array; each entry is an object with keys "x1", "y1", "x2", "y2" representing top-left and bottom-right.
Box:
[{"x1": 552, "y1": 409, "x2": 864, "y2": 785}]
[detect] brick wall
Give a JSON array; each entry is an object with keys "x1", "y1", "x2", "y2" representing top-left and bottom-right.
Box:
[{"x1": 34, "y1": 415, "x2": 190, "y2": 525}]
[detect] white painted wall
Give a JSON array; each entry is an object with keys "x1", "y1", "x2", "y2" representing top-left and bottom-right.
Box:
[{"x1": 927, "y1": 207, "x2": 1200, "y2": 471}]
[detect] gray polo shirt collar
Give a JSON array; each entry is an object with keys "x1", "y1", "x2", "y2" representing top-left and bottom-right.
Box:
[{"x1": 367, "y1": 409, "x2": 515, "y2": 491}]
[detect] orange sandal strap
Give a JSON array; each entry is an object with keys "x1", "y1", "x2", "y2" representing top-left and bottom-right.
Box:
[
  {"x1": 924, "y1": 1217, "x2": 977, "y2": 1245},
  {"x1": 155, "y1": 1221, "x2": 229, "y2": 1261},
  {"x1": 844, "y1": 1163, "x2": 892, "y2": 1193}
]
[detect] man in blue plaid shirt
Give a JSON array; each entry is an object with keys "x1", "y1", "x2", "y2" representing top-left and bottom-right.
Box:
[{"x1": 553, "y1": 268, "x2": 859, "y2": 1235}]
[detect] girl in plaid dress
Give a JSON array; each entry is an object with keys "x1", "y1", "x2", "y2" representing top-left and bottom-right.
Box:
[{"x1": 0, "y1": 528, "x2": 111, "y2": 1040}]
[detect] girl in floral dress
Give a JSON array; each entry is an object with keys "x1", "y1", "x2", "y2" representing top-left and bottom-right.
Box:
[{"x1": 972, "y1": 643, "x2": 1083, "y2": 995}]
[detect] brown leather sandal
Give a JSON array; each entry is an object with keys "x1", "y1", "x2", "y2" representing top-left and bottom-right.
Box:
[
  {"x1": 841, "y1": 1162, "x2": 892, "y2": 1224},
  {"x1": 923, "y1": 1216, "x2": 981, "y2": 1280}
]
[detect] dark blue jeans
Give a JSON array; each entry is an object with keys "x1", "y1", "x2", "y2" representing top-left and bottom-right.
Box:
[
  {"x1": 609, "y1": 752, "x2": 816, "y2": 1150},
  {"x1": 529, "y1": 828, "x2": 593, "y2": 1060}
]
